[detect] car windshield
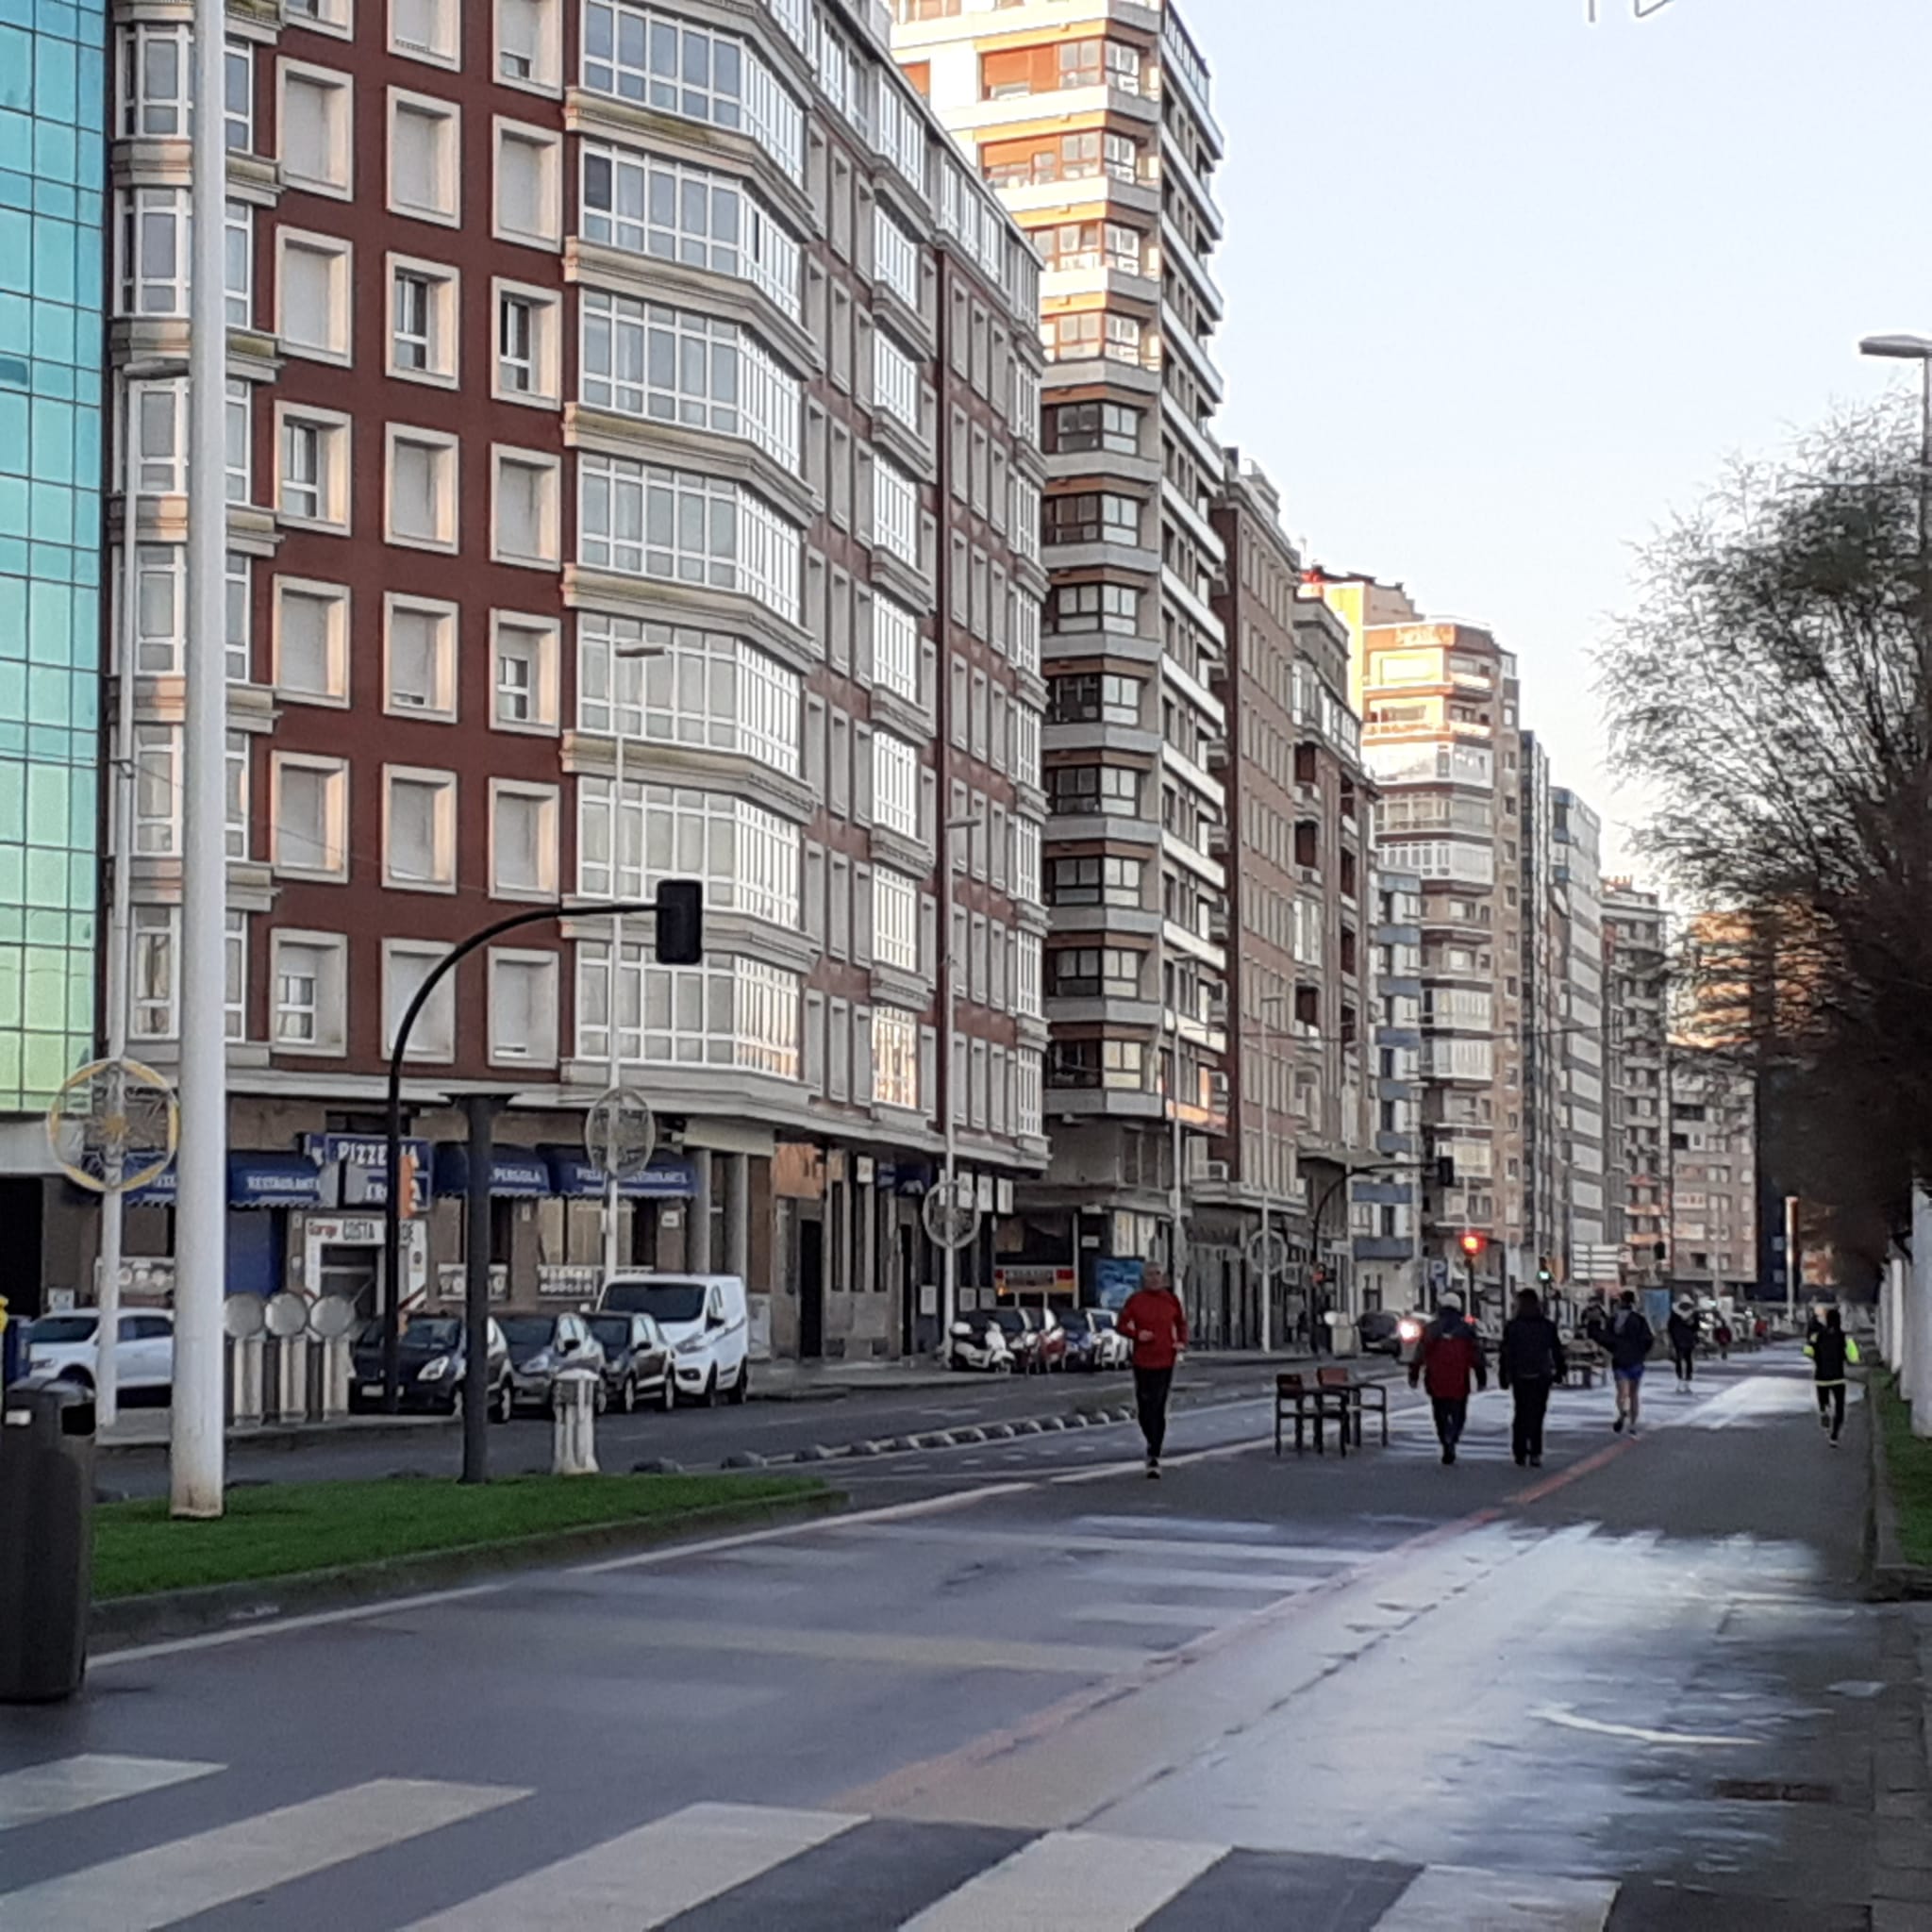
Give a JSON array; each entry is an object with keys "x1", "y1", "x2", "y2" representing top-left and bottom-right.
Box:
[
  {"x1": 28, "y1": 1315, "x2": 96, "y2": 1344},
  {"x1": 588, "y1": 1317, "x2": 635, "y2": 1352},
  {"x1": 1060, "y1": 1310, "x2": 1092, "y2": 1335},
  {"x1": 498, "y1": 1317, "x2": 557, "y2": 1359},
  {"x1": 989, "y1": 1309, "x2": 1028, "y2": 1335},
  {"x1": 401, "y1": 1318, "x2": 461, "y2": 1351},
  {"x1": 604, "y1": 1279, "x2": 706, "y2": 1324}
]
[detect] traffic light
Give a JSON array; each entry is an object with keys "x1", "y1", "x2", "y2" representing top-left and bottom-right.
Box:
[
  {"x1": 654, "y1": 878, "x2": 705, "y2": 965},
  {"x1": 1435, "y1": 1154, "x2": 1457, "y2": 1190},
  {"x1": 1537, "y1": 1257, "x2": 1554, "y2": 1287},
  {"x1": 1459, "y1": 1231, "x2": 1484, "y2": 1259}
]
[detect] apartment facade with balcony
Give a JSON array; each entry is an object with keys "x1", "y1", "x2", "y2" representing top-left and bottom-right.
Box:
[
  {"x1": 92, "y1": 0, "x2": 1050, "y2": 1357},
  {"x1": 1604, "y1": 880, "x2": 1668, "y2": 1284},
  {"x1": 1551, "y1": 785, "x2": 1607, "y2": 1278},
  {"x1": 894, "y1": 0, "x2": 1231, "y2": 1316},
  {"x1": 1357, "y1": 616, "x2": 1526, "y2": 1310}
]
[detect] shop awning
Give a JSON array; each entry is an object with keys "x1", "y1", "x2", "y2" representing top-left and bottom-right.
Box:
[
  {"x1": 227, "y1": 1153, "x2": 325, "y2": 1209},
  {"x1": 433, "y1": 1145, "x2": 555, "y2": 1198},
  {"x1": 543, "y1": 1150, "x2": 699, "y2": 1200}
]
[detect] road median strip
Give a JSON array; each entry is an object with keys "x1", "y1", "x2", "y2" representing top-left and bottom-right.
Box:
[{"x1": 91, "y1": 1473, "x2": 840, "y2": 1649}]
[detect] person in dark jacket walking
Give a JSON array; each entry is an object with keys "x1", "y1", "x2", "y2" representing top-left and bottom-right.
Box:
[
  {"x1": 1809, "y1": 1307, "x2": 1859, "y2": 1445},
  {"x1": 1666, "y1": 1301, "x2": 1701, "y2": 1387},
  {"x1": 1409, "y1": 1291, "x2": 1487, "y2": 1464},
  {"x1": 1499, "y1": 1288, "x2": 1568, "y2": 1468},
  {"x1": 1608, "y1": 1291, "x2": 1654, "y2": 1435},
  {"x1": 1118, "y1": 1265, "x2": 1188, "y2": 1477}
]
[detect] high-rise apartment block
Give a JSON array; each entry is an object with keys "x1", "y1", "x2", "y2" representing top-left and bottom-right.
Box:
[
  {"x1": 38, "y1": 0, "x2": 1055, "y2": 1348},
  {"x1": 894, "y1": 0, "x2": 1233, "y2": 1312},
  {"x1": 1604, "y1": 881, "x2": 1668, "y2": 1283}
]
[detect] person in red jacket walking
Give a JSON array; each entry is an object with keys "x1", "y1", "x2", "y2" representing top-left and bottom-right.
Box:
[
  {"x1": 1409, "y1": 1290, "x2": 1488, "y2": 1465},
  {"x1": 1118, "y1": 1265, "x2": 1188, "y2": 1478}
]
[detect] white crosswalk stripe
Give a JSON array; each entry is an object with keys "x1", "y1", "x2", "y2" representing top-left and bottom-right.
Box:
[
  {"x1": 900, "y1": 1827, "x2": 1228, "y2": 1930},
  {"x1": 0, "y1": 1755, "x2": 223, "y2": 1831},
  {"x1": 0, "y1": 1776, "x2": 525, "y2": 1932},
  {"x1": 1374, "y1": 1862, "x2": 1618, "y2": 1930},
  {"x1": 401, "y1": 1800, "x2": 860, "y2": 1930}
]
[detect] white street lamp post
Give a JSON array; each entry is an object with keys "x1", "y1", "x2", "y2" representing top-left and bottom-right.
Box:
[
  {"x1": 171, "y1": 1, "x2": 231, "y2": 1517},
  {"x1": 940, "y1": 809, "x2": 980, "y2": 1341}
]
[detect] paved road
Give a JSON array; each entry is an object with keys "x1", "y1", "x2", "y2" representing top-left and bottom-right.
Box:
[
  {"x1": 4, "y1": 1349, "x2": 1919, "y2": 1928},
  {"x1": 95, "y1": 1357, "x2": 1291, "y2": 1499}
]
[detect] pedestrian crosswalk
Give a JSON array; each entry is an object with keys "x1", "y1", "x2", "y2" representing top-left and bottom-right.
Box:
[
  {"x1": 1378, "y1": 1391, "x2": 1624, "y2": 1467},
  {"x1": 0, "y1": 1758, "x2": 1638, "y2": 1929}
]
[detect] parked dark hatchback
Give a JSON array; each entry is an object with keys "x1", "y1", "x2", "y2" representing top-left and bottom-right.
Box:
[
  {"x1": 586, "y1": 1311, "x2": 675, "y2": 1413},
  {"x1": 349, "y1": 1316, "x2": 512, "y2": 1421}
]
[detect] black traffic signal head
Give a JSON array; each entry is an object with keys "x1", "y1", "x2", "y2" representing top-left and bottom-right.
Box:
[
  {"x1": 654, "y1": 879, "x2": 705, "y2": 965},
  {"x1": 1537, "y1": 1258, "x2": 1554, "y2": 1285},
  {"x1": 1435, "y1": 1154, "x2": 1457, "y2": 1190}
]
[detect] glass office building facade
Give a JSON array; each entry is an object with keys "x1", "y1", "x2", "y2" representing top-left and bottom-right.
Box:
[{"x1": 0, "y1": 0, "x2": 104, "y2": 1112}]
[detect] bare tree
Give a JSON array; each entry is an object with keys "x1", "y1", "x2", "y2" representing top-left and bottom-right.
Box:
[{"x1": 1602, "y1": 397, "x2": 1932, "y2": 1249}]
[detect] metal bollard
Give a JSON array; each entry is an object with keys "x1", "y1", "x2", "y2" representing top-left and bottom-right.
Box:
[{"x1": 552, "y1": 1367, "x2": 600, "y2": 1476}]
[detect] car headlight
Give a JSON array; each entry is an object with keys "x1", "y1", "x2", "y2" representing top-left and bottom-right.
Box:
[
  {"x1": 419, "y1": 1354, "x2": 452, "y2": 1381},
  {"x1": 1398, "y1": 1321, "x2": 1421, "y2": 1341},
  {"x1": 676, "y1": 1336, "x2": 708, "y2": 1357},
  {"x1": 524, "y1": 1351, "x2": 554, "y2": 1374}
]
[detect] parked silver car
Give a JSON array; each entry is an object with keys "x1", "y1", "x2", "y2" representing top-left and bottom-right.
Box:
[{"x1": 500, "y1": 1311, "x2": 605, "y2": 1416}]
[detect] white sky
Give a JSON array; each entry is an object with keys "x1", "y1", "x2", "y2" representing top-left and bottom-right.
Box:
[{"x1": 1182, "y1": 0, "x2": 1932, "y2": 871}]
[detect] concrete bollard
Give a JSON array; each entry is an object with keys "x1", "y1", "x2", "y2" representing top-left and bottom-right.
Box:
[
  {"x1": 231, "y1": 1333, "x2": 265, "y2": 1427},
  {"x1": 552, "y1": 1367, "x2": 601, "y2": 1476}
]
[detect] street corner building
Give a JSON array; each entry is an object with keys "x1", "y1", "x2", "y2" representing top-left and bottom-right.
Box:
[{"x1": 0, "y1": 0, "x2": 1059, "y2": 1363}]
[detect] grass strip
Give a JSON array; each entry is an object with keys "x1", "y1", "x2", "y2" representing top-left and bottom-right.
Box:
[
  {"x1": 1874, "y1": 1372, "x2": 1932, "y2": 1569},
  {"x1": 94, "y1": 1473, "x2": 826, "y2": 1600}
]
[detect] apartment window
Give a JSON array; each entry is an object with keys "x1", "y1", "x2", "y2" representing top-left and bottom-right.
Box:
[
  {"x1": 491, "y1": 448, "x2": 561, "y2": 567},
  {"x1": 577, "y1": 456, "x2": 801, "y2": 623},
  {"x1": 390, "y1": 0, "x2": 458, "y2": 64},
  {"x1": 576, "y1": 949, "x2": 800, "y2": 1078},
  {"x1": 874, "y1": 868, "x2": 919, "y2": 972},
  {"x1": 225, "y1": 380, "x2": 253, "y2": 505},
  {"x1": 871, "y1": 730, "x2": 920, "y2": 839},
  {"x1": 494, "y1": 281, "x2": 560, "y2": 403},
  {"x1": 132, "y1": 724, "x2": 178, "y2": 856},
  {"x1": 579, "y1": 782, "x2": 799, "y2": 926},
  {"x1": 1050, "y1": 581, "x2": 1138, "y2": 636},
  {"x1": 579, "y1": 145, "x2": 800, "y2": 323},
  {"x1": 384, "y1": 766, "x2": 458, "y2": 891},
  {"x1": 873, "y1": 204, "x2": 922, "y2": 312},
  {"x1": 1051, "y1": 399, "x2": 1140, "y2": 457},
  {"x1": 277, "y1": 406, "x2": 349, "y2": 528},
  {"x1": 492, "y1": 614, "x2": 559, "y2": 730},
  {"x1": 284, "y1": 0, "x2": 352, "y2": 34},
  {"x1": 390, "y1": 91, "x2": 461, "y2": 224},
  {"x1": 497, "y1": 0, "x2": 559, "y2": 89},
  {"x1": 274, "y1": 576, "x2": 349, "y2": 703},
  {"x1": 272, "y1": 932, "x2": 348, "y2": 1055},
  {"x1": 385, "y1": 595, "x2": 457, "y2": 718},
  {"x1": 489, "y1": 950, "x2": 559, "y2": 1065},
  {"x1": 386, "y1": 426, "x2": 459, "y2": 551},
  {"x1": 127, "y1": 543, "x2": 182, "y2": 674},
  {"x1": 872, "y1": 593, "x2": 921, "y2": 706},
  {"x1": 579, "y1": 292, "x2": 801, "y2": 470},
  {"x1": 272, "y1": 755, "x2": 349, "y2": 878},
  {"x1": 491, "y1": 781, "x2": 558, "y2": 897},
  {"x1": 1044, "y1": 492, "x2": 1140, "y2": 548},
  {"x1": 383, "y1": 941, "x2": 456, "y2": 1059},
  {"x1": 1048, "y1": 856, "x2": 1143, "y2": 908},
  {"x1": 128, "y1": 906, "x2": 177, "y2": 1041},
  {"x1": 388, "y1": 257, "x2": 458, "y2": 382},
  {"x1": 873, "y1": 455, "x2": 919, "y2": 566},
  {"x1": 277, "y1": 231, "x2": 352, "y2": 362},
  {"x1": 226, "y1": 552, "x2": 251, "y2": 682},
  {"x1": 494, "y1": 120, "x2": 562, "y2": 245},
  {"x1": 872, "y1": 1007, "x2": 920, "y2": 1110},
  {"x1": 279, "y1": 63, "x2": 352, "y2": 197},
  {"x1": 1051, "y1": 946, "x2": 1141, "y2": 1000},
  {"x1": 1010, "y1": 475, "x2": 1041, "y2": 560},
  {"x1": 1050, "y1": 764, "x2": 1138, "y2": 816}
]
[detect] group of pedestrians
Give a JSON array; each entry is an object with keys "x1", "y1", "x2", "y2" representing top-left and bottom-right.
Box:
[{"x1": 1407, "y1": 1288, "x2": 1569, "y2": 1467}]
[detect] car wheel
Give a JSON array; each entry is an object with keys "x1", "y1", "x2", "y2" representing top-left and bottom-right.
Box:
[
  {"x1": 621, "y1": 1374, "x2": 638, "y2": 1415},
  {"x1": 491, "y1": 1378, "x2": 512, "y2": 1424},
  {"x1": 660, "y1": 1369, "x2": 677, "y2": 1411},
  {"x1": 700, "y1": 1368, "x2": 718, "y2": 1408},
  {"x1": 726, "y1": 1362, "x2": 749, "y2": 1406}
]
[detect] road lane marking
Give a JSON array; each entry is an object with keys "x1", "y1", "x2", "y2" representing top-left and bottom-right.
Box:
[
  {"x1": 1064, "y1": 1603, "x2": 1232, "y2": 1630},
  {"x1": 0, "y1": 1777, "x2": 525, "y2": 1932},
  {"x1": 562, "y1": 1619, "x2": 1149, "y2": 1676},
  {"x1": 1374, "y1": 1863, "x2": 1618, "y2": 1930},
  {"x1": 0, "y1": 1755, "x2": 224, "y2": 1831},
  {"x1": 899, "y1": 1828, "x2": 1227, "y2": 1931},
  {"x1": 1531, "y1": 1704, "x2": 1756, "y2": 1748},
  {"x1": 402, "y1": 1802, "x2": 859, "y2": 1930}
]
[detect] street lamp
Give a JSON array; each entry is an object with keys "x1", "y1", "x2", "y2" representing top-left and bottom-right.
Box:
[
  {"x1": 1255, "y1": 990, "x2": 1288, "y2": 1354},
  {"x1": 97, "y1": 353, "x2": 190, "y2": 1432},
  {"x1": 1859, "y1": 334, "x2": 1932, "y2": 556},
  {"x1": 939, "y1": 808, "x2": 982, "y2": 1341}
]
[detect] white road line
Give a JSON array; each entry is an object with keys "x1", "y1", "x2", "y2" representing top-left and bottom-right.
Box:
[
  {"x1": 403, "y1": 1802, "x2": 859, "y2": 1930},
  {"x1": 841, "y1": 1524, "x2": 1369, "y2": 1569},
  {"x1": 1531, "y1": 1704, "x2": 1755, "y2": 1748},
  {"x1": 1064, "y1": 1603, "x2": 1230, "y2": 1630},
  {"x1": 0, "y1": 1755, "x2": 224, "y2": 1831},
  {"x1": 900, "y1": 1829, "x2": 1227, "y2": 1931},
  {"x1": 1374, "y1": 1864, "x2": 1618, "y2": 1930},
  {"x1": 0, "y1": 1778, "x2": 525, "y2": 1932},
  {"x1": 1077, "y1": 1565, "x2": 1318, "y2": 1595}
]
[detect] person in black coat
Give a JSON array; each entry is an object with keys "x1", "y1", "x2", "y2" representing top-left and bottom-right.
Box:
[
  {"x1": 1810, "y1": 1307, "x2": 1859, "y2": 1445},
  {"x1": 1499, "y1": 1288, "x2": 1568, "y2": 1469},
  {"x1": 1666, "y1": 1302, "x2": 1701, "y2": 1386}
]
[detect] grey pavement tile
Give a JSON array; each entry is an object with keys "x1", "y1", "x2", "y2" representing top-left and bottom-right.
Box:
[
  {"x1": 1138, "y1": 1846, "x2": 1419, "y2": 1932},
  {"x1": 1607, "y1": 1883, "x2": 1868, "y2": 1930}
]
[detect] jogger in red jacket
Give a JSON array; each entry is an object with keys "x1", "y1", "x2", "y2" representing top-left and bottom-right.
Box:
[
  {"x1": 1409, "y1": 1291, "x2": 1487, "y2": 1465},
  {"x1": 1118, "y1": 1266, "x2": 1188, "y2": 1478}
]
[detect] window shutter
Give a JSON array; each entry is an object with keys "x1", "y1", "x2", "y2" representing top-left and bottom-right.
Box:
[
  {"x1": 804, "y1": 841, "x2": 826, "y2": 946},
  {"x1": 853, "y1": 1005, "x2": 873, "y2": 1106},
  {"x1": 854, "y1": 864, "x2": 874, "y2": 968},
  {"x1": 853, "y1": 722, "x2": 874, "y2": 825},
  {"x1": 804, "y1": 989, "x2": 826, "y2": 1092},
  {"x1": 919, "y1": 891, "x2": 936, "y2": 980},
  {"x1": 804, "y1": 692, "x2": 827, "y2": 797},
  {"x1": 919, "y1": 1025, "x2": 937, "y2": 1126}
]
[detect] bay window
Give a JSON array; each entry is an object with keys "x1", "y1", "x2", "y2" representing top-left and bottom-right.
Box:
[
  {"x1": 575, "y1": 947, "x2": 800, "y2": 1079},
  {"x1": 578, "y1": 779, "x2": 799, "y2": 928},
  {"x1": 872, "y1": 1007, "x2": 920, "y2": 1110}
]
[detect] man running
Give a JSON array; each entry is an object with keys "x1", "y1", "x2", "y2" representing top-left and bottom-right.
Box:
[
  {"x1": 1666, "y1": 1300, "x2": 1701, "y2": 1388},
  {"x1": 1118, "y1": 1265, "x2": 1187, "y2": 1478},
  {"x1": 1409, "y1": 1291, "x2": 1487, "y2": 1465},
  {"x1": 1500, "y1": 1287, "x2": 1567, "y2": 1469},
  {"x1": 1810, "y1": 1307, "x2": 1859, "y2": 1446},
  {"x1": 1608, "y1": 1290, "x2": 1655, "y2": 1434}
]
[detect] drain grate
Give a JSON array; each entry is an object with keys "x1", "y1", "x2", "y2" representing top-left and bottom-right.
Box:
[{"x1": 1712, "y1": 1780, "x2": 1837, "y2": 1805}]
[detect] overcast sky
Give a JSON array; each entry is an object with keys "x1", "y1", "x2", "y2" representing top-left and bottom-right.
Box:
[{"x1": 1183, "y1": 0, "x2": 1932, "y2": 873}]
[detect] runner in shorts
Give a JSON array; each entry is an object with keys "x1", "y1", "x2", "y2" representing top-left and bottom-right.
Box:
[{"x1": 1607, "y1": 1291, "x2": 1655, "y2": 1435}]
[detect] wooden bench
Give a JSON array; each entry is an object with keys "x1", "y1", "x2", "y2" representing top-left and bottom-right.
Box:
[
  {"x1": 1316, "y1": 1366, "x2": 1389, "y2": 1448},
  {"x1": 1274, "y1": 1372, "x2": 1354, "y2": 1457}
]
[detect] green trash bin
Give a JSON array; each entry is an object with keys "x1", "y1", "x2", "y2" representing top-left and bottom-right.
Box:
[{"x1": 0, "y1": 1378, "x2": 94, "y2": 1702}]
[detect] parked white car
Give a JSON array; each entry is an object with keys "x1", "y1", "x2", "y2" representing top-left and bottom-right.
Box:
[
  {"x1": 599, "y1": 1273, "x2": 751, "y2": 1406},
  {"x1": 26, "y1": 1309, "x2": 175, "y2": 1400}
]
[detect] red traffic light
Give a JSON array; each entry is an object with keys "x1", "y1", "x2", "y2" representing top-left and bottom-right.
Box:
[{"x1": 1459, "y1": 1232, "x2": 1484, "y2": 1257}]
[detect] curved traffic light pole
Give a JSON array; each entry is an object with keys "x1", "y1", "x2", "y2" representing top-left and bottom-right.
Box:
[{"x1": 378, "y1": 895, "x2": 670, "y2": 1420}]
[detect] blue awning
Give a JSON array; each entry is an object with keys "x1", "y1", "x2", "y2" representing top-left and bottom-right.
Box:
[
  {"x1": 433, "y1": 1145, "x2": 555, "y2": 1198},
  {"x1": 228, "y1": 1153, "x2": 325, "y2": 1209},
  {"x1": 543, "y1": 1150, "x2": 698, "y2": 1200}
]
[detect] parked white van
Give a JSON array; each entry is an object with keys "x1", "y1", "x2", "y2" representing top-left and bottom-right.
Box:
[{"x1": 598, "y1": 1273, "x2": 750, "y2": 1407}]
